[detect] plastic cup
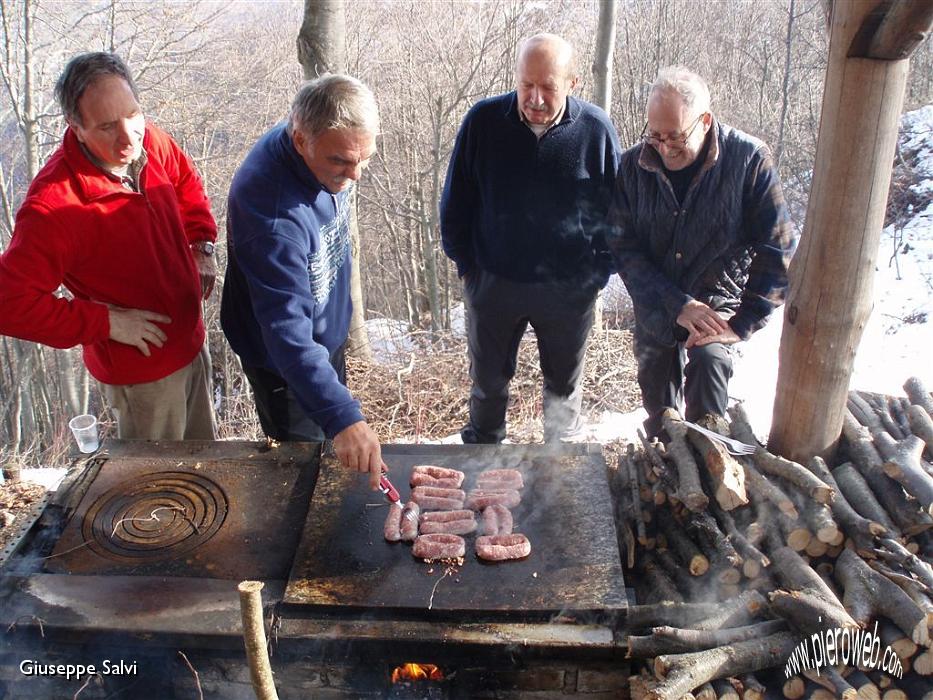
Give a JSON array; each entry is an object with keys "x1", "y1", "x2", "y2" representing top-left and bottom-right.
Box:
[{"x1": 69, "y1": 414, "x2": 100, "y2": 453}]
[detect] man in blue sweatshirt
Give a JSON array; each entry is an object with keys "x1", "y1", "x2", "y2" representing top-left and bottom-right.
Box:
[
  {"x1": 440, "y1": 34, "x2": 621, "y2": 444},
  {"x1": 221, "y1": 75, "x2": 383, "y2": 487}
]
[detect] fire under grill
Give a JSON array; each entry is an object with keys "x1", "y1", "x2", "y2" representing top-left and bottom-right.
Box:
[{"x1": 0, "y1": 440, "x2": 630, "y2": 698}]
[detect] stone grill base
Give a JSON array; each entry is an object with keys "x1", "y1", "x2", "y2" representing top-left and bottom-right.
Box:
[{"x1": 0, "y1": 645, "x2": 630, "y2": 699}]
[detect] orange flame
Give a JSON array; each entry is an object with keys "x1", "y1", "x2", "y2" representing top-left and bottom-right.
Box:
[{"x1": 391, "y1": 662, "x2": 444, "y2": 683}]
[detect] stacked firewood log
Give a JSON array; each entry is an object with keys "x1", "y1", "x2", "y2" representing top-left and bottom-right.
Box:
[{"x1": 611, "y1": 376, "x2": 933, "y2": 700}]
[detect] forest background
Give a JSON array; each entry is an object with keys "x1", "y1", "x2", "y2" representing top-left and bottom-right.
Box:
[{"x1": 1, "y1": 0, "x2": 931, "y2": 465}]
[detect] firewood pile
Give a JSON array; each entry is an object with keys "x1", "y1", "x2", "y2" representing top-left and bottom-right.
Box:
[{"x1": 612, "y1": 377, "x2": 933, "y2": 700}]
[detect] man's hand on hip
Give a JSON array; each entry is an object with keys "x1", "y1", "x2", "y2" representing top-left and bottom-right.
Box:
[
  {"x1": 194, "y1": 253, "x2": 217, "y2": 300},
  {"x1": 333, "y1": 420, "x2": 385, "y2": 490},
  {"x1": 107, "y1": 306, "x2": 172, "y2": 357},
  {"x1": 692, "y1": 327, "x2": 741, "y2": 347},
  {"x1": 677, "y1": 299, "x2": 730, "y2": 348}
]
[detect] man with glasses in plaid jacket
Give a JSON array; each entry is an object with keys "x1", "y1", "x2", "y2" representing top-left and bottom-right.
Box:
[{"x1": 608, "y1": 66, "x2": 796, "y2": 438}]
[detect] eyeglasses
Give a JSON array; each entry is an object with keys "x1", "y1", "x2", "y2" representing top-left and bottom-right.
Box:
[{"x1": 640, "y1": 113, "x2": 705, "y2": 149}]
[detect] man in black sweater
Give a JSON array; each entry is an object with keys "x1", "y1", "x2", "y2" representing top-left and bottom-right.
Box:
[{"x1": 440, "y1": 33, "x2": 621, "y2": 444}]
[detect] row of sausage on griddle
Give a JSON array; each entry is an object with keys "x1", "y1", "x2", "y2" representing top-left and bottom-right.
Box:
[{"x1": 384, "y1": 465, "x2": 531, "y2": 561}]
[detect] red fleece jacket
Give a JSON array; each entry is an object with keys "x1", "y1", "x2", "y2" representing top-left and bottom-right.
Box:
[{"x1": 0, "y1": 123, "x2": 216, "y2": 385}]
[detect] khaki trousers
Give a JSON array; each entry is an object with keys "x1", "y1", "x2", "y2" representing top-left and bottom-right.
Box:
[{"x1": 102, "y1": 343, "x2": 216, "y2": 440}]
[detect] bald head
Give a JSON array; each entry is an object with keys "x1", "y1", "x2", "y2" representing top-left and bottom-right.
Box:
[
  {"x1": 515, "y1": 34, "x2": 577, "y2": 126},
  {"x1": 517, "y1": 34, "x2": 576, "y2": 80}
]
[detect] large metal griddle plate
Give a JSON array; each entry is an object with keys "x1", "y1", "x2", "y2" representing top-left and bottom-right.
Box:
[
  {"x1": 284, "y1": 444, "x2": 626, "y2": 618},
  {"x1": 45, "y1": 440, "x2": 319, "y2": 580}
]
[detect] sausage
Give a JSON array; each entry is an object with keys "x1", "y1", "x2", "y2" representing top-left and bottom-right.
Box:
[
  {"x1": 481, "y1": 504, "x2": 513, "y2": 536},
  {"x1": 420, "y1": 509, "x2": 474, "y2": 523},
  {"x1": 476, "y1": 469, "x2": 524, "y2": 490},
  {"x1": 412, "y1": 533, "x2": 465, "y2": 560},
  {"x1": 399, "y1": 502, "x2": 420, "y2": 541},
  {"x1": 465, "y1": 489, "x2": 521, "y2": 510},
  {"x1": 411, "y1": 465, "x2": 465, "y2": 487},
  {"x1": 383, "y1": 502, "x2": 403, "y2": 542},
  {"x1": 475, "y1": 533, "x2": 531, "y2": 561},
  {"x1": 410, "y1": 495, "x2": 464, "y2": 511},
  {"x1": 419, "y1": 509, "x2": 476, "y2": 534},
  {"x1": 481, "y1": 505, "x2": 499, "y2": 536},
  {"x1": 410, "y1": 472, "x2": 462, "y2": 489},
  {"x1": 419, "y1": 518, "x2": 476, "y2": 535},
  {"x1": 411, "y1": 485, "x2": 466, "y2": 502}
]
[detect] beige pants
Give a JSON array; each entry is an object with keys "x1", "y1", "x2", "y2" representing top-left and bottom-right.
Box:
[{"x1": 102, "y1": 343, "x2": 216, "y2": 440}]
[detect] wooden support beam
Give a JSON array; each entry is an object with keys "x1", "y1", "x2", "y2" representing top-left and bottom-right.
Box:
[
  {"x1": 865, "y1": 0, "x2": 933, "y2": 60},
  {"x1": 769, "y1": 0, "x2": 913, "y2": 462}
]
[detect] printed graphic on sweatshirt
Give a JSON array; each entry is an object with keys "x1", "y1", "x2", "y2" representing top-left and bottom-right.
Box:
[{"x1": 307, "y1": 190, "x2": 352, "y2": 304}]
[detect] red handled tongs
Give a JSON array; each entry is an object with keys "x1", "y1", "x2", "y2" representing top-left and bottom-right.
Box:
[{"x1": 379, "y1": 471, "x2": 417, "y2": 521}]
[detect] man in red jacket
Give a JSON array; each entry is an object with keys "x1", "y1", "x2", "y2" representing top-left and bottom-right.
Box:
[{"x1": 0, "y1": 52, "x2": 217, "y2": 440}]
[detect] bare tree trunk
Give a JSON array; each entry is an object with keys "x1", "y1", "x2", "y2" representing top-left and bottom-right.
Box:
[
  {"x1": 296, "y1": 0, "x2": 346, "y2": 79},
  {"x1": 347, "y1": 193, "x2": 372, "y2": 360},
  {"x1": 591, "y1": 0, "x2": 617, "y2": 334},
  {"x1": 296, "y1": 0, "x2": 371, "y2": 358},
  {"x1": 423, "y1": 95, "x2": 446, "y2": 333},
  {"x1": 592, "y1": 0, "x2": 618, "y2": 114},
  {"x1": 769, "y1": 0, "x2": 923, "y2": 462},
  {"x1": 20, "y1": 0, "x2": 39, "y2": 180},
  {"x1": 775, "y1": 0, "x2": 796, "y2": 169}
]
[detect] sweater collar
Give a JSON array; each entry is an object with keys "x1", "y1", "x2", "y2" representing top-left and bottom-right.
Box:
[
  {"x1": 63, "y1": 127, "x2": 149, "y2": 200},
  {"x1": 274, "y1": 123, "x2": 330, "y2": 194},
  {"x1": 637, "y1": 114, "x2": 722, "y2": 176}
]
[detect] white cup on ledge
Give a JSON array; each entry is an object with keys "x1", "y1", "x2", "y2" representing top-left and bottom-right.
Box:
[{"x1": 68, "y1": 414, "x2": 100, "y2": 454}]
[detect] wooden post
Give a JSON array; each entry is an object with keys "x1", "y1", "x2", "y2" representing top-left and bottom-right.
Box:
[
  {"x1": 768, "y1": 0, "x2": 933, "y2": 463},
  {"x1": 238, "y1": 580, "x2": 279, "y2": 700}
]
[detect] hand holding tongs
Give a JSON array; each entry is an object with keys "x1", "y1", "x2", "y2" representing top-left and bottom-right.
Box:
[
  {"x1": 682, "y1": 420, "x2": 757, "y2": 456},
  {"x1": 379, "y1": 470, "x2": 417, "y2": 521}
]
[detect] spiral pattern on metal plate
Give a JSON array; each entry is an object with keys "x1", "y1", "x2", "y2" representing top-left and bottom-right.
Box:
[{"x1": 82, "y1": 471, "x2": 227, "y2": 560}]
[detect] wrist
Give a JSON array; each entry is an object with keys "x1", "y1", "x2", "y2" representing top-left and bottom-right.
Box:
[{"x1": 190, "y1": 240, "x2": 215, "y2": 256}]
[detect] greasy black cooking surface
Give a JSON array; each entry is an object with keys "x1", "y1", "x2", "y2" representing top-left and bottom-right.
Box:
[
  {"x1": 284, "y1": 444, "x2": 626, "y2": 619},
  {"x1": 45, "y1": 440, "x2": 319, "y2": 580}
]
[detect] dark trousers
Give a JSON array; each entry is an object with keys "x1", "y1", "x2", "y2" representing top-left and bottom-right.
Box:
[
  {"x1": 462, "y1": 268, "x2": 596, "y2": 444},
  {"x1": 242, "y1": 344, "x2": 347, "y2": 442},
  {"x1": 634, "y1": 331, "x2": 734, "y2": 438}
]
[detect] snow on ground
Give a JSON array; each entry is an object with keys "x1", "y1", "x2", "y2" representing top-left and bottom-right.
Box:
[
  {"x1": 19, "y1": 467, "x2": 67, "y2": 490},
  {"x1": 365, "y1": 316, "x2": 415, "y2": 363}
]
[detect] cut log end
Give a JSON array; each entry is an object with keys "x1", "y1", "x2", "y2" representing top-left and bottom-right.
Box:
[
  {"x1": 783, "y1": 676, "x2": 805, "y2": 699},
  {"x1": 689, "y1": 554, "x2": 710, "y2": 577},
  {"x1": 914, "y1": 648, "x2": 933, "y2": 676}
]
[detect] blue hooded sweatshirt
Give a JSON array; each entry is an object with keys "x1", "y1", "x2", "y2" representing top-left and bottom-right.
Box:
[{"x1": 221, "y1": 123, "x2": 364, "y2": 437}]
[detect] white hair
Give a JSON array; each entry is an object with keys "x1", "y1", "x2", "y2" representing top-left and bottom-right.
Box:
[{"x1": 649, "y1": 66, "x2": 712, "y2": 116}]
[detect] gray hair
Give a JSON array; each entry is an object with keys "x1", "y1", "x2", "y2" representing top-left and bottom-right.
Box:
[
  {"x1": 649, "y1": 66, "x2": 712, "y2": 116},
  {"x1": 289, "y1": 74, "x2": 380, "y2": 140},
  {"x1": 55, "y1": 52, "x2": 138, "y2": 127}
]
